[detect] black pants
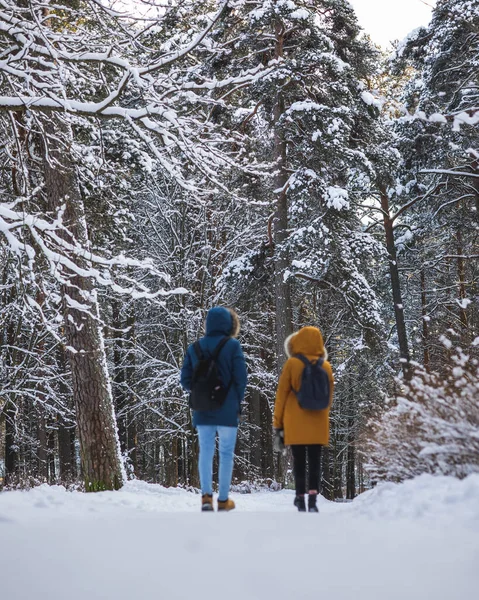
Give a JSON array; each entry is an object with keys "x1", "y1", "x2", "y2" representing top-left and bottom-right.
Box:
[{"x1": 291, "y1": 445, "x2": 322, "y2": 496}]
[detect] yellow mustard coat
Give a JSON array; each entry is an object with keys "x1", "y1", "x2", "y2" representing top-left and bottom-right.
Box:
[{"x1": 273, "y1": 327, "x2": 334, "y2": 446}]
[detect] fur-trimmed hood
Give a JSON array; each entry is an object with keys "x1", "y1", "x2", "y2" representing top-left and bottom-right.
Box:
[
  {"x1": 228, "y1": 308, "x2": 241, "y2": 338},
  {"x1": 205, "y1": 306, "x2": 240, "y2": 338},
  {"x1": 284, "y1": 326, "x2": 327, "y2": 360}
]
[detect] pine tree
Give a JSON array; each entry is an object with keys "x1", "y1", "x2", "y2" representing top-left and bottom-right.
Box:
[
  {"x1": 392, "y1": 0, "x2": 479, "y2": 365},
  {"x1": 199, "y1": 0, "x2": 390, "y2": 494}
]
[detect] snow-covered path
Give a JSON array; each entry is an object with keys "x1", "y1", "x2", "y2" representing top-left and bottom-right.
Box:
[{"x1": 1, "y1": 476, "x2": 478, "y2": 600}]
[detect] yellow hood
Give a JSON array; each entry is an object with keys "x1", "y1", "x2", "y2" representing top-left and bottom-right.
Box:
[{"x1": 284, "y1": 327, "x2": 327, "y2": 359}]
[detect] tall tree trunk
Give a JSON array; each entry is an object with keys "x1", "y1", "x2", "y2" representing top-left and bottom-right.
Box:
[
  {"x1": 47, "y1": 428, "x2": 56, "y2": 483},
  {"x1": 37, "y1": 406, "x2": 48, "y2": 481},
  {"x1": 379, "y1": 186, "x2": 411, "y2": 378},
  {"x1": 112, "y1": 300, "x2": 128, "y2": 456},
  {"x1": 421, "y1": 269, "x2": 430, "y2": 371},
  {"x1": 125, "y1": 308, "x2": 138, "y2": 472},
  {"x1": 457, "y1": 231, "x2": 468, "y2": 340},
  {"x1": 346, "y1": 417, "x2": 356, "y2": 500},
  {"x1": 35, "y1": 288, "x2": 48, "y2": 481},
  {"x1": 260, "y1": 395, "x2": 274, "y2": 480},
  {"x1": 168, "y1": 436, "x2": 179, "y2": 487},
  {"x1": 472, "y1": 157, "x2": 479, "y2": 217},
  {"x1": 4, "y1": 321, "x2": 18, "y2": 486},
  {"x1": 42, "y1": 116, "x2": 124, "y2": 491},
  {"x1": 321, "y1": 445, "x2": 333, "y2": 500},
  {"x1": 187, "y1": 420, "x2": 200, "y2": 488},
  {"x1": 358, "y1": 458, "x2": 365, "y2": 495},
  {"x1": 273, "y1": 19, "x2": 293, "y2": 372},
  {"x1": 57, "y1": 413, "x2": 75, "y2": 483},
  {"x1": 0, "y1": 419, "x2": 4, "y2": 489},
  {"x1": 57, "y1": 345, "x2": 76, "y2": 483},
  {"x1": 249, "y1": 387, "x2": 262, "y2": 475},
  {"x1": 4, "y1": 400, "x2": 18, "y2": 487},
  {"x1": 332, "y1": 434, "x2": 344, "y2": 500}
]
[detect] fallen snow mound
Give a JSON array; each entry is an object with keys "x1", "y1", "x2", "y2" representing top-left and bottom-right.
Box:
[
  {"x1": 351, "y1": 473, "x2": 479, "y2": 524},
  {"x1": 0, "y1": 473, "x2": 479, "y2": 523},
  {"x1": 0, "y1": 475, "x2": 478, "y2": 600},
  {"x1": 0, "y1": 478, "x2": 307, "y2": 521}
]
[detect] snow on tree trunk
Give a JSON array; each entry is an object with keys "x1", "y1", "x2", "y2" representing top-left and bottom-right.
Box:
[
  {"x1": 42, "y1": 116, "x2": 124, "y2": 492},
  {"x1": 379, "y1": 186, "x2": 411, "y2": 379},
  {"x1": 272, "y1": 18, "x2": 292, "y2": 372},
  {"x1": 4, "y1": 320, "x2": 18, "y2": 486}
]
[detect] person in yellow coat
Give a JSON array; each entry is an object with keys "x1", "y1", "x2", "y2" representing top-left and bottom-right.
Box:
[{"x1": 273, "y1": 326, "x2": 334, "y2": 512}]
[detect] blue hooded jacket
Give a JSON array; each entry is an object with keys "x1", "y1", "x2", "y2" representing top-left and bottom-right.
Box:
[{"x1": 180, "y1": 307, "x2": 247, "y2": 427}]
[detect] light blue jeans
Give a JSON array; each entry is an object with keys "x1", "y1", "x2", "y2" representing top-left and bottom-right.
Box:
[{"x1": 197, "y1": 425, "x2": 238, "y2": 501}]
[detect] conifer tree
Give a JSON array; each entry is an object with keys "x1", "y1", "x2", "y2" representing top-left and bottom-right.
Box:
[{"x1": 392, "y1": 0, "x2": 479, "y2": 365}]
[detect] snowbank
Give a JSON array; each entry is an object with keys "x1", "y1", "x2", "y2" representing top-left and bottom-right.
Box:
[
  {"x1": 0, "y1": 476, "x2": 478, "y2": 600},
  {"x1": 2, "y1": 474, "x2": 478, "y2": 524},
  {"x1": 352, "y1": 473, "x2": 479, "y2": 523}
]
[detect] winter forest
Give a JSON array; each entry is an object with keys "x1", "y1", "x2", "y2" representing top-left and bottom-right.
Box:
[{"x1": 0, "y1": 0, "x2": 478, "y2": 500}]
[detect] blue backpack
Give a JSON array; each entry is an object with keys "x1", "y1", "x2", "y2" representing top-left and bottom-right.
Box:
[{"x1": 293, "y1": 354, "x2": 330, "y2": 410}]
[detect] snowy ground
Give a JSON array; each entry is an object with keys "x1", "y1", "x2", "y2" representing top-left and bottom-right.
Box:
[{"x1": 1, "y1": 475, "x2": 478, "y2": 600}]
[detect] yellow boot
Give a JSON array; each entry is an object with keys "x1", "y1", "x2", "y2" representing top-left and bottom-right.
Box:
[
  {"x1": 201, "y1": 494, "x2": 214, "y2": 512},
  {"x1": 217, "y1": 498, "x2": 235, "y2": 512}
]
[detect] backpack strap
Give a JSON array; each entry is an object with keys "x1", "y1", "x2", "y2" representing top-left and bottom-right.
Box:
[
  {"x1": 212, "y1": 336, "x2": 231, "y2": 360},
  {"x1": 193, "y1": 341, "x2": 204, "y2": 361},
  {"x1": 295, "y1": 354, "x2": 324, "y2": 367},
  {"x1": 214, "y1": 337, "x2": 233, "y2": 392},
  {"x1": 193, "y1": 337, "x2": 230, "y2": 361},
  {"x1": 292, "y1": 354, "x2": 308, "y2": 394},
  {"x1": 294, "y1": 353, "x2": 310, "y2": 367}
]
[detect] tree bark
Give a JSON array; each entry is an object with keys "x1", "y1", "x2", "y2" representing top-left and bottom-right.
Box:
[
  {"x1": 456, "y1": 231, "x2": 468, "y2": 340},
  {"x1": 4, "y1": 400, "x2": 18, "y2": 487},
  {"x1": 57, "y1": 345, "x2": 76, "y2": 483},
  {"x1": 272, "y1": 18, "x2": 293, "y2": 372},
  {"x1": 187, "y1": 421, "x2": 200, "y2": 488},
  {"x1": 332, "y1": 435, "x2": 344, "y2": 500},
  {"x1": 4, "y1": 321, "x2": 18, "y2": 486},
  {"x1": 57, "y1": 414, "x2": 75, "y2": 483},
  {"x1": 249, "y1": 387, "x2": 262, "y2": 476},
  {"x1": 125, "y1": 308, "x2": 138, "y2": 472},
  {"x1": 42, "y1": 116, "x2": 124, "y2": 491},
  {"x1": 421, "y1": 269, "x2": 430, "y2": 371},
  {"x1": 37, "y1": 406, "x2": 48, "y2": 481},
  {"x1": 108, "y1": 300, "x2": 137, "y2": 476},
  {"x1": 379, "y1": 186, "x2": 411, "y2": 378},
  {"x1": 346, "y1": 418, "x2": 356, "y2": 500},
  {"x1": 321, "y1": 445, "x2": 333, "y2": 500},
  {"x1": 260, "y1": 394, "x2": 275, "y2": 480},
  {"x1": 111, "y1": 299, "x2": 130, "y2": 462},
  {"x1": 168, "y1": 436, "x2": 179, "y2": 487},
  {"x1": 47, "y1": 428, "x2": 56, "y2": 482},
  {"x1": 472, "y1": 158, "x2": 479, "y2": 217}
]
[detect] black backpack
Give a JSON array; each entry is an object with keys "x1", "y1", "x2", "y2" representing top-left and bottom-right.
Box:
[
  {"x1": 189, "y1": 337, "x2": 231, "y2": 411},
  {"x1": 293, "y1": 354, "x2": 330, "y2": 410}
]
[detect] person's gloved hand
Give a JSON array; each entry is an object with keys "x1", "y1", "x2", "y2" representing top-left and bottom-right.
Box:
[{"x1": 273, "y1": 428, "x2": 285, "y2": 454}]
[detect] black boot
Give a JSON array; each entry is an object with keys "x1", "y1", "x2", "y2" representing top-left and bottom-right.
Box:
[
  {"x1": 308, "y1": 493, "x2": 319, "y2": 513},
  {"x1": 294, "y1": 495, "x2": 306, "y2": 512}
]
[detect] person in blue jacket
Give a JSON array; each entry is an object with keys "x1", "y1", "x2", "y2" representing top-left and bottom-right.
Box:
[{"x1": 181, "y1": 306, "x2": 247, "y2": 512}]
